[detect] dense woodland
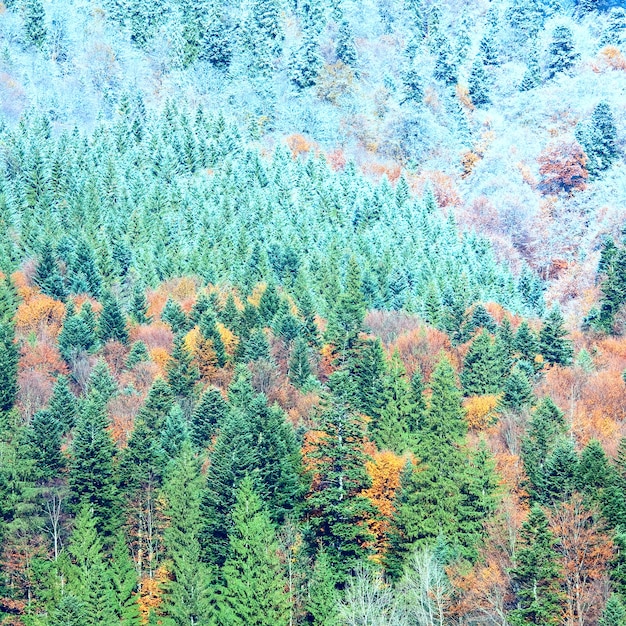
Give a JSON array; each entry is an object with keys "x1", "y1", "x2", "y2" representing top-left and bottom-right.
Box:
[{"x1": 0, "y1": 0, "x2": 626, "y2": 624}]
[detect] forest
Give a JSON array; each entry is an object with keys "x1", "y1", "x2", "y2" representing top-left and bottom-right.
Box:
[{"x1": 0, "y1": 0, "x2": 625, "y2": 623}]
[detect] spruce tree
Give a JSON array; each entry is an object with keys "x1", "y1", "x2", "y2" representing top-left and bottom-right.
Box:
[
  {"x1": 136, "y1": 377, "x2": 175, "y2": 432},
  {"x1": 126, "y1": 341, "x2": 149, "y2": 368},
  {"x1": 68, "y1": 394, "x2": 120, "y2": 537},
  {"x1": 65, "y1": 506, "x2": 117, "y2": 625},
  {"x1": 499, "y1": 367, "x2": 534, "y2": 413},
  {"x1": 577, "y1": 102, "x2": 619, "y2": 177},
  {"x1": 514, "y1": 321, "x2": 540, "y2": 368},
  {"x1": 539, "y1": 307, "x2": 573, "y2": 366},
  {"x1": 161, "y1": 442, "x2": 214, "y2": 626},
  {"x1": 542, "y1": 438, "x2": 578, "y2": 505},
  {"x1": 370, "y1": 350, "x2": 417, "y2": 454},
  {"x1": 0, "y1": 319, "x2": 18, "y2": 413},
  {"x1": 47, "y1": 374, "x2": 78, "y2": 433},
  {"x1": 305, "y1": 551, "x2": 340, "y2": 626},
  {"x1": 191, "y1": 387, "x2": 228, "y2": 451},
  {"x1": 461, "y1": 330, "x2": 501, "y2": 396},
  {"x1": 110, "y1": 532, "x2": 141, "y2": 625},
  {"x1": 34, "y1": 240, "x2": 67, "y2": 300},
  {"x1": 166, "y1": 334, "x2": 199, "y2": 400},
  {"x1": 288, "y1": 336, "x2": 313, "y2": 389},
  {"x1": 161, "y1": 298, "x2": 188, "y2": 335},
  {"x1": 58, "y1": 308, "x2": 98, "y2": 363},
  {"x1": 23, "y1": 0, "x2": 47, "y2": 50},
  {"x1": 547, "y1": 25, "x2": 578, "y2": 79},
  {"x1": 304, "y1": 376, "x2": 375, "y2": 581},
  {"x1": 28, "y1": 410, "x2": 65, "y2": 481},
  {"x1": 509, "y1": 505, "x2": 564, "y2": 625},
  {"x1": 291, "y1": 27, "x2": 323, "y2": 90},
  {"x1": 600, "y1": 595, "x2": 626, "y2": 626},
  {"x1": 199, "y1": 310, "x2": 227, "y2": 367},
  {"x1": 218, "y1": 476, "x2": 290, "y2": 625},
  {"x1": 336, "y1": 20, "x2": 357, "y2": 68},
  {"x1": 98, "y1": 292, "x2": 129, "y2": 345},
  {"x1": 160, "y1": 403, "x2": 191, "y2": 461},
  {"x1": 129, "y1": 284, "x2": 151, "y2": 325},
  {"x1": 469, "y1": 56, "x2": 491, "y2": 108}
]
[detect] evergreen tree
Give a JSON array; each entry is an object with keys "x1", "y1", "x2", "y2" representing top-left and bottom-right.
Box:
[
  {"x1": 34, "y1": 240, "x2": 67, "y2": 300},
  {"x1": 49, "y1": 595, "x2": 88, "y2": 625},
  {"x1": 137, "y1": 377, "x2": 175, "y2": 431},
  {"x1": 23, "y1": 0, "x2": 47, "y2": 49},
  {"x1": 0, "y1": 319, "x2": 18, "y2": 413},
  {"x1": 58, "y1": 307, "x2": 98, "y2": 363},
  {"x1": 160, "y1": 403, "x2": 191, "y2": 461},
  {"x1": 539, "y1": 307, "x2": 573, "y2": 366},
  {"x1": 129, "y1": 284, "x2": 151, "y2": 325},
  {"x1": 68, "y1": 394, "x2": 119, "y2": 536},
  {"x1": 461, "y1": 330, "x2": 501, "y2": 396},
  {"x1": 515, "y1": 321, "x2": 540, "y2": 368},
  {"x1": 126, "y1": 341, "x2": 149, "y2": 368},
  {"x1": 542, "y1": 438, "x2": 578, "y2": 505},
  {"x1": 519, "y1": 44, "x2": 541, "y2": 91},
  {"x1": 576, "y1": 439, "x2": 613, "y2": 505},
  {"x1": 88, "y1": 358, "x2": 118, "y2": 403},
  {"x1": 547, "y1": 25, "x2": 578, "y2": 79},
  {"x1": 110, "y1": 532, "x2": 141, "y2": 625},
  {"x1": 65, "y1": 506, "x2": 117, "y2": 625},
  {"x1": 494, "y1": 317, "x2": 515, "y2": 379},
  {"x1": 218, "y1": 476, "x2": 290, "y2": 625},
  {"x1": 47, "y1": 374, "x2": 78, "y2": 433},
  {"x1": 600, "y1": 595, "x2": 626, "y2": 626},
  {"x1": 305, "y1": 551, "x2": 340, "y2": 626},
  {"x1": 199, "y1": 310, "x2": 227, "y2": 367},
  {"x1": 161, "y1": 442, "x2": 214, "y2": 626},
  {"x1": 469, "y1": 56, "x2": 491, "y2": 108},
  {"x1": 499, "y1": 366, "x2": 534, "y2": 413},
  {"x1": 166, "y1": 334, "x2": 199, "y2": 399},
  {"x1": 288, "y1": 336, "x2": 313, "y2": 388},
  {"x1": 68, "y1": 240, "x2": 102, "y2": 298},
  {"x1": 304, "y1": 376, "x2": 375, "y2": 581},
  {"x1": 161, "y1": 298, "x2": 188, "y2": 335},
  {"x1": 370, "y1": 350, "x2": 417, "y2": 454},
  {"x1": 577, "y1": 101, "x2": 620, "y2": 177},
  {"x1": 336, "y1": 20, "x2": 357, "y2": 68},
  {"x1": 191, "y1": 387, "x2": 228, "y2": 451},
  {"x1": 28, "y1": 409, "x2": 65, "y2": 481},
  {"x1": 509, "y1": 505, "x2": 564, "y2": 625},
  {"x1": 291, "y1": 27, "x2": 323, "y2": 90}
]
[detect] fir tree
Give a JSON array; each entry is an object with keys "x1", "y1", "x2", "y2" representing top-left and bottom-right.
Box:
[
  {"x1": 539, "y1": 307, "x2": 573, "y2": 366},
  {"x1": 469, "y1": 56, "x2": 491, "y2": 108},
  {"x1": 547, "y1": 25, "x2": 578, "y2": 79},
  {"x1": 542, "y1": 438, "x2": 578, "y2": 505},
  {"x1": 23, "y1": 0, "x2": 47, "y2": 50},
  {"x1": 166, "y1": 334, "x2": 199, "y2": 400},
  {"x1": 49, "y1": 595, "x2": 88, "y2": 625},
  {"x1": 499, "y1": 367, "x2": 534, "y2": 413},
  {"x1": 191, "y1": 387, "x2": 228, "y2": 451},
  {"x1": 370, "y1": 350, "x2": 417, "y2": 454},
  {"x1": 0, "y1": 320, "x2": 18, "y2": 413},
  {"x1": 161, "y1": 298, "x2": 188, "y2": 335},
  {"x1": 461, "y1": 330, "x2": 501, "y2": 396},
  {"x1": 336, "y1": 20, "x2": 357, "y2": 68},
  {"x1": 160, "y1": 403, "x2": 191, "y2": 461},
  {"x1": 291, "y1": 27, "x2": 323, "y2": 90},
  {"x1": 34, "y1": 240, "x2": 67, "y2": 300},
  {"x1": 306, "y1": 551, "x2": 340, "y2": 625},
  {"x1": 304, "y1": 378, "x2": 375, "y2": 581},
  {"x1": 218, "y1": 476, "x2": 290, "y2": 625},
  {"x1": 65, "y1": 506, "x2": 117, "y2": 625},
  {"x1": 577, "y1": 101, "x2": 619, "y2": 177},
  {"x1": 129, "y1": 284, "x2": 151, "y2": 325},
  {"x1": 199, "y1": 310, "x2": 227, "y2": 367},
  {"x1": 599, "y1": 595, "x2": 626, "y2": 626},
  {"x1": 126, "y1": 341, "x2": 149, "y2": 368},
  {"x1": 58, "y1": 308, "x2": 98, "y2": 363},
  {"x1": 288, "y1": 336, "x2": 313, "y2": 389},
  {"x1": 68, "y1": 394, "x2": 120, "y2": 537},
  {"x1": 28, "y1": 410, "x2": 65, "y2": 481},
  {"x1": 161, "y1": 442, "x2": 214, "y2": 626},
  {"x1": 87, "y1": 358, "x2": 118, "y2": 404},
  {"x1": 509, "y1": 505, "x2": 564, "y2": 625},
  {"x1": 137, "y1": 377, "x2": 175, "y2": 432},
  {"x1": 110, "y1": 532, "x2": 141, "y2": 625},
  {"x1": 47, "y1": 374, "x2": 78, "y2": 433}
]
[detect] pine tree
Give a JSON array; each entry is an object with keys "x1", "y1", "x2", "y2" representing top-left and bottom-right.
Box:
[
  {"x1": 509, "y1": 505, "x2": 564, "y2": 625},
  {"x1": 65, "y1": 506, "x2": 117, "y2": 625},
  {"x1": 461, "y1": 330, "x2": 501, "y2": 396},
  {"x1": 547, "y1": 25, "x2": 578, "y2": 79},
  {"x1": 191, "y1": 387, "x2": 228, "y2": 451},
  {"x1": 161, "y1": 442, "x2": 214, "y2": 626},
  {"x1": 304, "y1": 382, "x2": 375, "y2": 581},
  {"x1": 68, "y1": 394, "x2": 119, "y2": 537},
  {"x1": 218, "y1": 476, "x2": 290, "y2": 625},
  {"x1": 539, "y1": 307, "x2": 573, "y2": 366}
]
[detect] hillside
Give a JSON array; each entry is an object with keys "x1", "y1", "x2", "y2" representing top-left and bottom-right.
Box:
[{"x1": 0, "y1": 0, "x2": 625, "y2": 624}]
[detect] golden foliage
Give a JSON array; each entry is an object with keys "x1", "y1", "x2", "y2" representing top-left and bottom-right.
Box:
[
  {"x1": 464, "y1": 395, "x2": 499, "y2": 430},
  {"x1": 138, "y1": 566, "x2": 169, "y2": 624},
  {"x1": 216, "y1": 322, "x2": 238, "y2": 356},
  {"x1": 15, "y1": 294, "x2": 65, "y2": 337}
]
